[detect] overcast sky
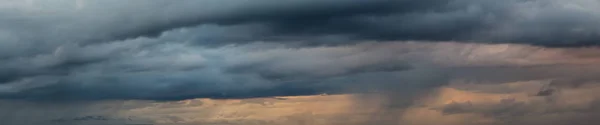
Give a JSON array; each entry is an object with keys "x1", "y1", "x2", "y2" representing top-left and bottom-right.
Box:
[{"x1": 2, "y1": 0, "x2": 600, "y2": 125}]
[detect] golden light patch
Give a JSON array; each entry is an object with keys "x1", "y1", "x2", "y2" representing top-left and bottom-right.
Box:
[
  {"x1": 112, "y1": 83, "x2": 600, "y2": 125},
  {"x1": 121, "y1": 94, "x2": 384, "y2": 124}
]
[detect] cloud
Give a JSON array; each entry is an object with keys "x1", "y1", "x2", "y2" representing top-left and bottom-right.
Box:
[
  {"x1": 3, "y1": 0, "x2": 600, "y2": 48},
  {"x1": 3, "y1": 0, "x2": 600, "y2": 102},
  {"x1": 420, "y1": 83, "x2": 600, "y2": 125},
  {"x1": 2, "y1": 80, "x2": 600, "y2": 125},
  {"x1": 3, "y1": 34, "x2": 600, "y2": 101},
  {"x1": 4, "y1": 1, "x2": 600, "y2": 125},
  {"x1": 0, "y1": 40, "x2": 419, "y2": 101}
]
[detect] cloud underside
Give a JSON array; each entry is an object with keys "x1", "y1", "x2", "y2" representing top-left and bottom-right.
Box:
[
  {"x1": 3, "y1": 0, "x2": 600, "y2": 47},
  {"x1": 1, "y1": 0, "x2": 600, "y2": 101},
  {"x1": 2, "y1": 40, "x2": 600, "y2": 101},
  {"x1": 3, "y1": 1, "x2": 600, "y2": 125}
]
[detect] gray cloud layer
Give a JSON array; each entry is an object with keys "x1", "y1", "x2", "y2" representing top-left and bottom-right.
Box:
[
  {"x1": 0, "y1": 40, "x2": 418, "y2": 101},
  {"x1": 2, "y1": 0, "x2": 600, "y2": 47},
  {"x1": 4, "y1": 1, "x2": 600, "y2": 125},
  {"x1": 3, "y1": 0, "x2": 600, "y2": 101},
  {"x1": 1, "y1": 39, "x2": 599, "y2": 101}
]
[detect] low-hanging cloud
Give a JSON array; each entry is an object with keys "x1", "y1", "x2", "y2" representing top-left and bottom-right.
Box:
[
  {"x1": 0, "y1": 40, "x2": 419, "y2": 101},
  {"x1": 2, "y1": 0, "x2": 600, "y2": 48},
  {"x1": 4, "y1": 1, "x2": 600, "y2": 125},
  {"x1": 2, "y1": 38, "x2": 600, "y2": 101},
  {"x1": 2, "y1": 0, "x2": 600, "y2": 103}
]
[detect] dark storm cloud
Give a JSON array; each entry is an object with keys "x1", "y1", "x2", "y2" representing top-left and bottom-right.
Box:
[
  {"x1": 0, "y1": 41, "x2": 425, "y2": 101},
  {"x1": 0, "y1": 0, "x2": 406, "y2": 44},
  {"x1": 244, "y1": 0, "x2": 600, "y2": 47},
  {"x1": 130, "y1": 0, "x2": 600, "y2": 47},
  {"x1": 3, "y1": 0, "x2": 600, "y2": 47},
  {"x1": 3, "y1": 0, "x2": 600, "y2": 102}
]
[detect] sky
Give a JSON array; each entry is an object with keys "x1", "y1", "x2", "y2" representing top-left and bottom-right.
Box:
[{"x1": 2, "y1": 0, "x2": 600, "y2": 125}]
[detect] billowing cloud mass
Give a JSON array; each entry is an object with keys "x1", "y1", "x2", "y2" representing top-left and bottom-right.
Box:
[
  {"x1": 2, "y1": 0, "x2": 600, "y2": 47},
  {"x1": 2, "y1": 0, "x2": 600, "y2": 125},
  {"x1": 3, "y1": 39, "x2": 600, "y2": 101}
]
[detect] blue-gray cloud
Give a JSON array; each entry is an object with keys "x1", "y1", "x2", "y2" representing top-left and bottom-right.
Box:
[
  {"x1": 2, "y1": 0, "x2": 600, "y2": 48},
  {"x1": 2, "y1": 40, "x2": 600, "y2": 102},
  {"x1": 3, "y1": 0, "x2": 600, "y2": 102},
  {"x1": 0, "y1": 40, "x2": 422, "y2": 101}
]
